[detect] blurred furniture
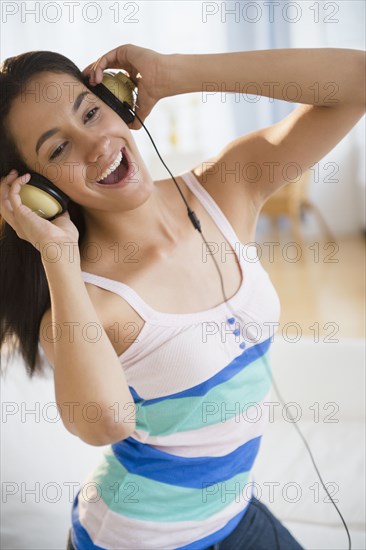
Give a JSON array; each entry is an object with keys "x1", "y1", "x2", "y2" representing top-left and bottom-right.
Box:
[{"x1": 260, "y1": 171, "x2": 336, "y2": 243}]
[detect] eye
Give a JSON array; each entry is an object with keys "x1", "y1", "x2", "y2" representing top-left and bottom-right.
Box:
[
  {"x1": 84, "y1": 107, "x2": 99, "y2": 122},
  {"x1": 49, "y1": 107, "x2": 101, "y2": 161},
  {"x1": 49, "y1": 143, "x2": 66, "y2": 161}
]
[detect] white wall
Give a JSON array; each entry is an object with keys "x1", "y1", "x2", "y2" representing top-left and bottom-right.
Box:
[{"x1": 287, "y1": 0, "x2": 366, "y2": 235}]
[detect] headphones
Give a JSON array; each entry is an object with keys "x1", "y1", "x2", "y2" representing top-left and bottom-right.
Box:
[{"x1": 19, "y1": 71, "x2": 138, "y2": 220}]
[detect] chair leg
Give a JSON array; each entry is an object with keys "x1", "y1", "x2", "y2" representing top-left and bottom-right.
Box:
[
  {"x1": 268, "y1": 216, "x2": 280, "y2": 243},
  {"x1": 292, "y1": 212, "x2": 303, "y2": 245},
  {"x1": 287, "y1": 211, "x2": 305, "y2": 262}
]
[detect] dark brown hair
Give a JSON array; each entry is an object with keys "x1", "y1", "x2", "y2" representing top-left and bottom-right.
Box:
[{"x1": 0, "y1": 51, "x2": 89, "y2": 378}]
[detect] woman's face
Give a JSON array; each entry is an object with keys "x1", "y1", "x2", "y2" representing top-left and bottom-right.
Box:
[{"x1": 6, "y1": 71, "x2": 153, "y2": 213}]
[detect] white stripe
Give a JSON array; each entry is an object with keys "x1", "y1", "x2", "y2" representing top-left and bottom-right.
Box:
[
  {"x1": 130, "y1": 389, "x2": 272, "y2": 457},
  {"x1": 124, "y1": 331, "x2": 264, "y2": 400},
  {"x1": 77, "y1": 479, "x2": 254, "y2": 549}
]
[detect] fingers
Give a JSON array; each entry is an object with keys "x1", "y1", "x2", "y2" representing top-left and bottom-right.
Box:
[
  {"x1": 1, "y1": 171, "x2": 76, "y2": 247},
  {"x1": 0, "y1": 170, "x2": 19, "y2": 219},
  {"x1": 82, "y1": 47, "x2": 120, "y2": 85},
  {"x1": 82, "y1": 45, "x2": 133, "y2": 85},
  {"x1": 8, "y1": 174, "x2": 34, "y2": 229},
  {"x1": 0, "y1": 171, "x2": 32, "y2": 228},
  {"x1": 8, "y1": 173, "x2": 31, "y2": 211},
  {"x1": 89, "y1": 56, "x2": 106, "y2": 84},
  {"x1": 1, "y1": 169, "x2": 18, "y2": 188},
  {"x1": 81, "y1": 44, "x2": 157, "y2": 132}
]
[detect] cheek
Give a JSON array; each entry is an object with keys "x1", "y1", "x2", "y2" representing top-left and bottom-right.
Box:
[
  {"x1": 49, "y1": 163, "x2": 83, "y2": 193},
  {"x1": 83, "y1": 162, "x2": 103, "y2": 183},
  {"x1": 68, "y1": 164, "x2": 85, "y2": 187},
  {"x1": 57, "y1": 162, "x2": 100, "y2": 190}
]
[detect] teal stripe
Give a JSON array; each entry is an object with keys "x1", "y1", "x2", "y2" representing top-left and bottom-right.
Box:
[
  {"x1": 135, "y1": 352, "x2": 272, "y2": 436},
  {"x1": 87, "y1": 448, "x2": 251, "y2": 522}
]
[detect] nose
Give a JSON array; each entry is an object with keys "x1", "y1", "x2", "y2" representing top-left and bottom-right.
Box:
[
  {"x1": 83, "y1": 134, "x2": 111, "y2": 182},
  {"x1": 85, "y1": 134, "x2": 110, "y2": 164}
]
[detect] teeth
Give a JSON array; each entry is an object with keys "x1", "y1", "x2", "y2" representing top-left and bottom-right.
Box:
[{"x1": 98, "y1": 151, "x2": 123, "y2": 182}]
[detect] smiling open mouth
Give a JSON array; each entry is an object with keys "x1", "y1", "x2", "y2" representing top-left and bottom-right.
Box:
[{"x1": 96, "y1": 147, "x2": 130, "y2": 185}]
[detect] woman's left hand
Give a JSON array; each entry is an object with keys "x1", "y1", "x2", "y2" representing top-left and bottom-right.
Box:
[{"x1": 82, "y1": 44, "x2": 173, "y2": 130}]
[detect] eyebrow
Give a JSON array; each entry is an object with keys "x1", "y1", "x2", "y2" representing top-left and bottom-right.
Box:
[{"x1": 35, "y1": 91, "x2": 91, "y2": 156}]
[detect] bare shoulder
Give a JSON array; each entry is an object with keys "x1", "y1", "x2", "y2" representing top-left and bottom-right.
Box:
[
  {"x1": 189, "y1": 139, "x2": 263, "y2": 243},
  {"x1": 39, "y1": 284, "x2": 145, "y2": 368},
  {"x1": 83, "y1": 282, "x2": 145, "y2": 358}
]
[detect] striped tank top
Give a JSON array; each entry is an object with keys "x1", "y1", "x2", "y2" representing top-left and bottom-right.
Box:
[{"x1": 70, "y1": 170, "x2": 281, "y2": 549}]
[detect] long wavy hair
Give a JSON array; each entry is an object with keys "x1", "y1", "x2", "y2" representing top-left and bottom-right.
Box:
[{"x1": 0, "y1": 51, "x2": 89, "y2": 378}]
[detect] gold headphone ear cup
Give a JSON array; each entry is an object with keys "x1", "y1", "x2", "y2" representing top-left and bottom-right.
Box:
[
  {"x1": 101, "y1": 72, "x2": 137, "y2": 111},
  {"x1": 92, "y1": 75, "x2": 136, "y2": 124},
  {"x1": 19, "y1": 185, "x2": 65, "y2": 219}
]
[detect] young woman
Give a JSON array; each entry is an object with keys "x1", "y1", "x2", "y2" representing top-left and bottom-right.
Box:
[{"x1": 0, "y1": 44, "x2": 364, "y2": 550}]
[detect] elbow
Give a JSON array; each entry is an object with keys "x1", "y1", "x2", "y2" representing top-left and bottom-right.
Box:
[
  {"x1": 77, "y1": 417, "x2": 136, "y2": 447},
  {"x1": 101, "y1": 416, "x2": 136, "y2": 445},
  {"x1": 59, "y1": 397, "x2": 136, "y2": 446}
]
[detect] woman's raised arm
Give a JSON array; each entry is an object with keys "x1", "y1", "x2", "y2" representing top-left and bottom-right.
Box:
[
  {"x1": 83, "y1": 45, "x2": 365, "y2": 206},
  {"x1": 165, "y1": 48, "x2": 365, "y2": 206}
]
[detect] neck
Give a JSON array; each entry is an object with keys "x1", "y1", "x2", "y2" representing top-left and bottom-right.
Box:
[{"x1": 79, "y1": 183, "x2": 187, "y2": 266}]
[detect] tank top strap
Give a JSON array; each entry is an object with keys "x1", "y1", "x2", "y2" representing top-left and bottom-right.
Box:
[
  {"x1": 81, "y1": 271, "x2": 154, "y2": 322},
  {"x1": 178, "y1": 170, "x2": 243, "y2": 250}
]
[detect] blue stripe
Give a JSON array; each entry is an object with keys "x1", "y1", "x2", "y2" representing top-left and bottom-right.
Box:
[
  {"x1": 112, "y1": 435, "x2": 262, "y2": 488},
  {"x1": 176, "y1": 498, "x2": 251, "y2": 549},
  {"x1": 71, "y1": 492, "x2": 105, "y2": 550},
  {"x1": 129, "y1": 337, "x2": 271, "y2": 405},
  {"x1": 129, "y1": 385, "x2": 143, "y2": 403}
]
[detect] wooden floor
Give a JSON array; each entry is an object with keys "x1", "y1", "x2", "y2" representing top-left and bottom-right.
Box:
[{"x1": 255, "y1": 221, "x2": 365, "y2": 340}]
